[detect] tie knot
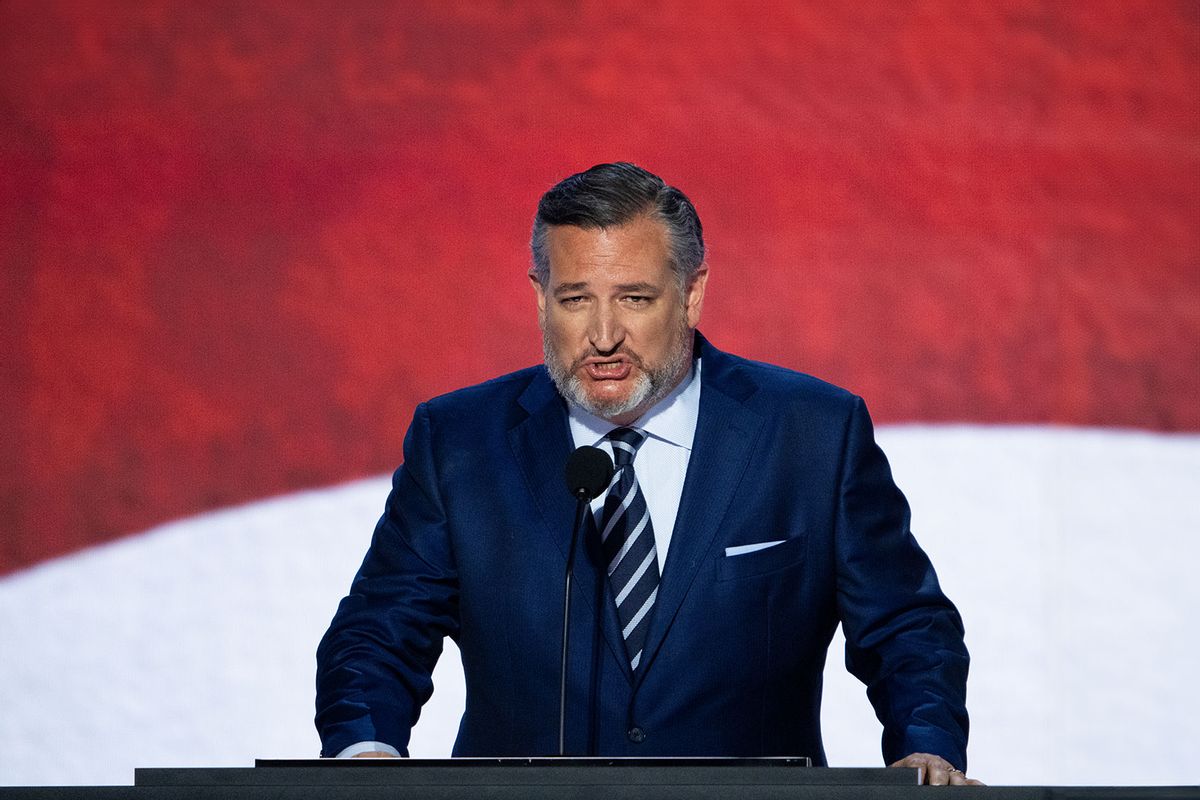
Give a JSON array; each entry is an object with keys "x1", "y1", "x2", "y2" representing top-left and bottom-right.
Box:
[{"x1": 606, "y1": 427, "x2": 646, "y2": 466}]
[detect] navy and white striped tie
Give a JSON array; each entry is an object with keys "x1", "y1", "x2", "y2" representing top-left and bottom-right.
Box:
[{"x1": 598, "y1": 427, "x2": 660, "y2": 672}]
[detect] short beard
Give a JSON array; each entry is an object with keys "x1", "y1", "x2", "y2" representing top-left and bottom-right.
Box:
[{"x1": 543, "y1": 318, "x2": 694, "y2": 422}]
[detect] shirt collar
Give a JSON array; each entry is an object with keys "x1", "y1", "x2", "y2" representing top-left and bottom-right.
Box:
[{"x1": 567, "y1": 357, "x2": 702, "y2": 450}]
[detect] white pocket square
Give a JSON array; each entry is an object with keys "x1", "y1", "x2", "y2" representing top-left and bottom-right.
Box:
[{"x1": 724, "y1": 540, "x2": 785, "y2": 557}]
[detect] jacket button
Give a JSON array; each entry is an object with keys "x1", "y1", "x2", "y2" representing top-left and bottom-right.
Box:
[{"x1": 627, "y1": 726, "x2": 645, "y2": 743}]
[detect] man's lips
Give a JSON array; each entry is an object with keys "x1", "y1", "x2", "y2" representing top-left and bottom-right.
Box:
[{"x1": 581, "y1": 358, "x2": 633, "y2": 381}]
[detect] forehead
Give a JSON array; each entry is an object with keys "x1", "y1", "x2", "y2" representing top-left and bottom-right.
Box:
[{"x1": 545, "y1": 216, "x2": 673, "y2": 287}]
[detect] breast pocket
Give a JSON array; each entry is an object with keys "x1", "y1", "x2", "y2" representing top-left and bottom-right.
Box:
[{"x1": 716, "y1": 536, "x2": 806, "y2": 582}]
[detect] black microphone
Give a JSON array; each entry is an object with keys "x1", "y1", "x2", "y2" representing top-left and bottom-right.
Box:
[
  {"x1": 559, "y1": 446, "x2": 613, "y2": 756},
  {"x1": 565, "y1": 445, "x2": 614, "y2": 501}
]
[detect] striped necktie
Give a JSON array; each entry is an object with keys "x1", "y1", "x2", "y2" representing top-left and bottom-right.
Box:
[{"x1": 598, "y1": 427, "x2": 660, "y2": 672}]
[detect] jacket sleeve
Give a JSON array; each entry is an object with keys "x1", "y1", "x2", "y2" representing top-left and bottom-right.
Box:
[
  {"x1": 315, "y1": 402, "x2": 460, "y2": 757},
  {"x1": 833, "y1": 395, "x2": 971, "y2": 769}
]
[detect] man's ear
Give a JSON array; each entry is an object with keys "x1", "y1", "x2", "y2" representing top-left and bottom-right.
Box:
[
  {"x1": 529, "y1": 270, "x2": 547, "y2": 328},
  {"x1": 685, "y1": 266, "x2": 708, "y2": 329}
]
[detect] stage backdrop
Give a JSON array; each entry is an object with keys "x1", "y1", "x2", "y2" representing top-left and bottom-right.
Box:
[{"x1": 1, "y1": 1, "x2": 1197, "y2": 788}]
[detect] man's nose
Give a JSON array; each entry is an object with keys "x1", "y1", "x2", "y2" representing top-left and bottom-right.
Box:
[{"x1": 588, "y1": 305, "x2": 625, "y2": 353}]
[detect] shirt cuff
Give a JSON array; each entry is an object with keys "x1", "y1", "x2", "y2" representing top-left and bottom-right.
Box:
[{"x1": 335, "y1": 741, "x2": 402, "y2": 758}]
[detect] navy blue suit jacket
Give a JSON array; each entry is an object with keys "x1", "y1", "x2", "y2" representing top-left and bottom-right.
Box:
[{"x1": 315, "y1": 334, "x2": 969, "y2": 766}]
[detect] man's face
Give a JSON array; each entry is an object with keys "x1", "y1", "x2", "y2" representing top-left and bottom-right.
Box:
[{"x1": 531, "y1": 214, "x2": 707, "y2": 426}]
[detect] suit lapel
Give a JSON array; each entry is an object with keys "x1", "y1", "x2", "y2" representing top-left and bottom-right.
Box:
[
  {"x1": 508, "y1": 373, "x2": 574, "y2": 561},
  {"x1": 634, "y1": 339, "x2": 763, "y2": 685},
  {"x1": 508, "y1": 372, "x2": 633, "y2": 684}
]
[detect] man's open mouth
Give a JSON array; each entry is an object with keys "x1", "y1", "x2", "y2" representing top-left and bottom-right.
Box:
[{"x1": 583, "y1": 359, "x2": 632, "y2": 380}]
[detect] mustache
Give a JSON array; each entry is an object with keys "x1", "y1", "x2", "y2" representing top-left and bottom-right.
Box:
[{"x1": 568, "y1": 347, "x2": 646, "y2": 373}]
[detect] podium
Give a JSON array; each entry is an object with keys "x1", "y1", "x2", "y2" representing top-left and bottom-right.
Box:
[
  {"x1": 126, "y1": 760, "x2": 1197, "y2": 799},
  {"x1": 133, "y1": 759, "x2": 921, "y2": 799},
  {"x1": 0, "y1": 761, "x2": 1196, "y2": 798}
]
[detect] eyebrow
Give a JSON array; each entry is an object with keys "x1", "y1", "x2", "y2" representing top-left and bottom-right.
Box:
[
  {"x1": 552, "y1": 281, "x2": 661, "y2": 295},
  {"x1": 614, "y1": 282, "x2": 660, "y2": 294}
]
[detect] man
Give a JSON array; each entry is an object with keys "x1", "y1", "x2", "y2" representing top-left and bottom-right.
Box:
[{"x1": 316, "y1": 163, "x2": 979, "y2": 785}]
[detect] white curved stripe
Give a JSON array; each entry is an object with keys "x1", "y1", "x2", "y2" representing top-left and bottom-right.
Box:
[{"x1": 611, "y1": 439, "x2": 638, "y2": 459}]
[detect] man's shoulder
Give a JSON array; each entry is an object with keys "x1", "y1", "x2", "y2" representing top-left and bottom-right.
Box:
[
  {"x1": 701, "y1": 340, "x2": 859, "y2": 410},
  {"x1": 422, "y1": 364, "x2": 553, "y2": 417}
]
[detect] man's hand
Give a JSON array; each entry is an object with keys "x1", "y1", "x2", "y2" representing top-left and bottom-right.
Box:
[
  {"x1": 351, "y1": 751, "x2": 398, "y2": 758},
  {"x1": 890, "y1": 753, "x2": 984, "y2": 786}
]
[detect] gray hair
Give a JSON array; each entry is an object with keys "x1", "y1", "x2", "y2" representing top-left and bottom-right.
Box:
[{"x1": 530, "y1": 162, "x2": 705, "y2": 288}]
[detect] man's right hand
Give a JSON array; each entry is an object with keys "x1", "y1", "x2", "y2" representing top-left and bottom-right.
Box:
[{"x1": 352, "y1": 751, "x2": 398, "y2": 758}]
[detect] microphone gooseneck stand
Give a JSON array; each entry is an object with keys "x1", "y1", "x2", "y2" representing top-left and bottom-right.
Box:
[{"x1": 560, "y1": 446, "x2": 613, "y2": 756}]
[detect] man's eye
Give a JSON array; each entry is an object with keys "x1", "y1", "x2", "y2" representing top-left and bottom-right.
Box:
[
  {"x1": 626, "y1": 296, "x2": 650, "y2": 304},
  {"x1": 560, "y1": 296, "x2": 586, "y2": 306}
]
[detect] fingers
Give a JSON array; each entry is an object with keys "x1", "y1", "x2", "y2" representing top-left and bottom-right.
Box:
[
  {"x1": 926, "y1": 760, "x2": 955, "y2": 785},
  {"x1": 933, "y1": 763, "x2": 985, "y2": 786},
  {"x1": 889, "y1": 752, "x2": 982, "y2": 785}
]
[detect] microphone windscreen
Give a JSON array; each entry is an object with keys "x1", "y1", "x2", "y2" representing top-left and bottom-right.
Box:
[{"x1": 565, "y1": 446, "x2": 614, "y2": 500}]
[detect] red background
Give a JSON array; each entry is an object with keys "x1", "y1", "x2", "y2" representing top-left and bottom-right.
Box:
[{"x1": 2, "y1": 2, "x2": 1197, "y2": 574}]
